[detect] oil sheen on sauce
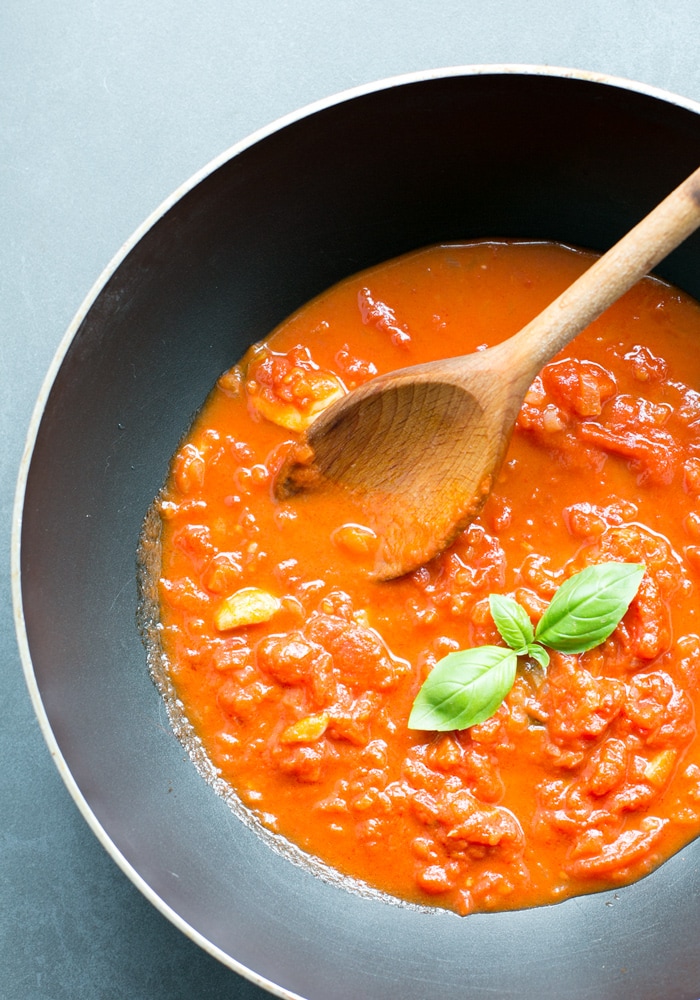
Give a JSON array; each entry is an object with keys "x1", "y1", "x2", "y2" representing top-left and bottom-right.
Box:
[{"x1": 144, "y1": 241, "x2": 700, "y2": 915}]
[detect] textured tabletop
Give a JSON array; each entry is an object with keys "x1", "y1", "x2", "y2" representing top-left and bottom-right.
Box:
[{"x1": 4, "y1": 3, "x2": 700, "y2": 998}]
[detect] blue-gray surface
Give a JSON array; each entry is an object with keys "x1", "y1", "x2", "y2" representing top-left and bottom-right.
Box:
[{"x1": 4, "y1": 2, "x2": 700, "y2": 998}]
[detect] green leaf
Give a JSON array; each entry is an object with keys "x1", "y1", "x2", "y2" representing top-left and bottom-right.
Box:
[
  {"x1": 535, "y1": 562, "x2": 645, "y2": 654},
  {"x1": 526, "y1": 643, "x2": 550, "y2": 669},
  {"x1": 489, "y1": 594, "x2": 534, "y2": 653},
  {"x1": 408, "y1": 646, "x2": 518, "y2": 732}
]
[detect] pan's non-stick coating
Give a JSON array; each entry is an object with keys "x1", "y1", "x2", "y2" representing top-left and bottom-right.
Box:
[{"x1": 17, "y1": 69, "x2": 700, "y2": 999}]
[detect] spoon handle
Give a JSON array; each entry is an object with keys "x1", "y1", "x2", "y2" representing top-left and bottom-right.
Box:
[{"x1": 507, "y1": 164, "x2": 700, "y2": 371}]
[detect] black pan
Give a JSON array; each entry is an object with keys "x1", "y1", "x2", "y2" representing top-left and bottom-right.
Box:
[{"x1": 13, "y1": 66, "x2": 700, "y2": 1000}]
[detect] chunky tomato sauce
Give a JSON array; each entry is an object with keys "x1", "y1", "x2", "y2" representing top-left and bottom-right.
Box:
[{"x1": 148, "y1": 241, "x2": 700, "y2": 915}]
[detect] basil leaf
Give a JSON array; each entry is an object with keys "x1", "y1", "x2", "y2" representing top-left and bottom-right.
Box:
[
  {"x1": 408, "y1": 646, "x2": 518, "y2": 731},
  {"x1": 526, "y1": 643, "x2": 550, "y2": 669},
  {"x1": 535, "y1": 562, "x2": 645, "y2": 654},
  {"x1": 489, "y1": 593, "x2": 534, "y2": 653}
]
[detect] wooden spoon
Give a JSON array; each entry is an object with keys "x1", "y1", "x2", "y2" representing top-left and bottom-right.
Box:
[{"x1": 276, "y1": 166, "x2": 700, "y2": 581}]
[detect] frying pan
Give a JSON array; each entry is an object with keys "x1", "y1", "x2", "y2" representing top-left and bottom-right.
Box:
[{"x1": 12, "y1": 66, "x2": 700, "y2": 1000}]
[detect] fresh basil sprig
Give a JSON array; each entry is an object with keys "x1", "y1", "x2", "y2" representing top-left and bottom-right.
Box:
[{"x1": 408, "y1": 562, "x2": 645, "y2": 732}]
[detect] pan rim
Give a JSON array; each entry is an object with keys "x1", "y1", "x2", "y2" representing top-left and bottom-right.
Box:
[{"x1": 11, "y1": 63, "x2": 700, "y2": 993}]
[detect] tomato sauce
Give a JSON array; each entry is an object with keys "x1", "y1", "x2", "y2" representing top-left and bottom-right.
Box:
[{"x1": 147, "y1": 241, "x2": 700, "y2": 915}]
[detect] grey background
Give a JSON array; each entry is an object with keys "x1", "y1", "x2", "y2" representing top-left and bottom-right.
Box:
[{"x1": 3, "y1": 3, "x2": 700, "y2": 998}]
